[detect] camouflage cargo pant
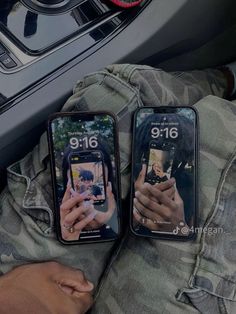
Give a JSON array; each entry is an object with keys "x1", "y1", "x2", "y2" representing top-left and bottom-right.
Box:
[{"x1": 1, "y1": 64, "x2": 236, "y2": 314}]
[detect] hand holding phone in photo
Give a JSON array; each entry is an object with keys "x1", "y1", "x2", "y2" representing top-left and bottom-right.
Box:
[
  {"x1": 70, "y1": 151, "x2": 106, "y2": 205},
  {"x1": 131, "y1": 107, "x2": 198, "y2": 240},
  {"x1": 145, "y1": 141, "x2": 175, "y2": 185},
  {"x1": 47, "y1": 112, "x2": 121, "y2": 244}
]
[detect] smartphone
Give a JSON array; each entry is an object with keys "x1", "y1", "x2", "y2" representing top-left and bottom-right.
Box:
[
  {"x1": 145, "y1": 141, "x2": 175, "y2": 185},
  {"x1": 47, "y1": 112, "x2": 121, "y2": 244},
  {"x1": 69, "y1": 151, "x2": 106, "y2": 205},
  {"x1": 130, "y1": 106, "x2": 198, "y2": 240}
]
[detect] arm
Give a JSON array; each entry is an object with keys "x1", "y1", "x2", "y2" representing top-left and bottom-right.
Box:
[{"x1": 0, "y1": 262, "x2": 94, "y2": 314}]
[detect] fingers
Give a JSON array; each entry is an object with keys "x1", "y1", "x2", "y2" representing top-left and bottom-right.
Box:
[
  {"x1": 133, "y1": 208, "x2": 159, "y2": 230},
  {"x1": 53, "y1": 264, "x2": 94, "y2": 294},
  {"x1": 106, "y1": 181, "x2": 112, "y2": 193},
  {"x1": 135, "y1": 164, "x2": 147, "y2": 189},
  {"x1": 137, "y1": 179, "x2": 175, "y2": 203},
  {"x1": 52, "y1": 264, "x2": 94, "y2": 312},
  {"x1": 156, "y1": 178, "x2": 175, "y2": 199},
  {"x1": 60, "y1": 194, "x2": 88, "y2": 213},
  {"x1": 70, "y1": 188, "x2": 80, "y2": 198},
  {"x1": 133, "y1": 198, "x2": 163, "y2": 223},
  {"x1": 155, "y1": 178, "x2": 175, "y2": 191},
  {"x1": 135, "y1": 186, "x2": 177, "y2": 219},
  {"x1": 83, "y1": 220, "x2": 101, "y2": 230},
  {"x1": 0, "y1": 261, "x2": 94, "y2": 314},
  {"x1": 63, "y1": 206, "x2": 93, "y2": 227},
  {"x1": 139, "y1": 164, "x2": 146, "y2": 183},
  {"x1": 163, "y1": 186, "x2": 175, "y2": 199},
  {"x1": 62, "y1": 186, "x2": 71, "y2": 204},
  {"x1": 106, "y1": 182, "x2": 116, "y2": 215},
  {"x1": 134, "y1": 191, "x2": 163, "y2": 215},
  {"x1": 106, "y1": 182, "x2": 115, "y2": 202},
  {"x1": 143, "y1": 183, "x2": 177, "y2": 210},
  {"x1": 74, "y1": 212, "x2": 97, "y2": 231},
  {"x1": 145, "y1": 186, "x2": 175, "y2": 202}
]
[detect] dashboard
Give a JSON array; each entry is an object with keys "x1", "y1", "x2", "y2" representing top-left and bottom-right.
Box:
[{"x1": 0, "y1": 0, "x2": 235, "y2": 168}]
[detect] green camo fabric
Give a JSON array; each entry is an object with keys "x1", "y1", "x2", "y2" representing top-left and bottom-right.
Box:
[{"x1": 1, "y1": 64, "x2": 236, "y2": 313}]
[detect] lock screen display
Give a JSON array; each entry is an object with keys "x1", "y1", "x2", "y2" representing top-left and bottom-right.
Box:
[
  {"x1": 48, "y1": 113, "x2": 120, "y2": 243},
  {"x1": 131, "y1": 107, "x2": 197, "y2": 239}
]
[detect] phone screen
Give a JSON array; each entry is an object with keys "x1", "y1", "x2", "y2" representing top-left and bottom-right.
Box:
[
  {"x1": 48, "y1": 112, "x2": 120, "y2": 244},
  {"x1": 145, "y1": 141, "x2": 175, "y2": 185},
  {"x1": 70, "y1": 151, "x2": 106, "y2": 205},
  {"x1": 131, "y1": 107, "x2": 198, "y2": 240}
]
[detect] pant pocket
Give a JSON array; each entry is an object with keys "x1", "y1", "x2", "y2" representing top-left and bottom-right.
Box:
[
  {"x1": 176, "y1": 288, "x2": 230, "y2": 314},
  {"x1": 7, "y1": 158, "x2": 54, "y2": 235},
  {"x1": 176, "y1": 155, "x2": 236, "y2": 314}
]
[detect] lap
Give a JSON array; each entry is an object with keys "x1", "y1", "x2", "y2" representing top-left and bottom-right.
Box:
[{"x1": 92, "y1": 96, "x2": 236, "y2": 314}]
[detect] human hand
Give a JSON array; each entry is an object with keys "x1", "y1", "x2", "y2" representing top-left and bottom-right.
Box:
[
  {"x1": 83, "y1": 182, "x2": 116, "y2": 230},
  {"x1": 135, "y1": 164, "x2": 175, "y2": 199},
  {"x1": 133, "y1": 165, "x2": 187, "y2": 233},
  {"x1": 60, "y1": 186, "x2": 96, "y2": 240},
  {"x1": 133, "y1": 183, "x2": 186, "y2": 232},
  {"x1": 0, "y1": 262, "x2": 94, "y2": 314}
]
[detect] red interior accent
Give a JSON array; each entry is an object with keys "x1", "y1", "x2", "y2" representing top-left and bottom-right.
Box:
[{"x1": 108, "y1": 0, "x2": 144, "y2": 8}]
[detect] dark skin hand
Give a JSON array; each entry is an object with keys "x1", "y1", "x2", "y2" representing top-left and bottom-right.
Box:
[
  {"x1": 0, "y1": 262, "x2": 94, "y2": 314},
  {"x1": 134, "y1": 164, "x2": 176, "y2": 200},
  {"x1": 133, "y1": 164, "x2": 189, "y2": 234}
]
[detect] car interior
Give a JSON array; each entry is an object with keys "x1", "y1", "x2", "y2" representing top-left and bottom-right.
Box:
[{"x1": 0, "y1": 0, "x2": 236, "y2": 192}]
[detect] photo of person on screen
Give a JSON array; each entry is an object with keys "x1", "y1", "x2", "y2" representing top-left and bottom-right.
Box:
[
  {"x1": 59, "y1": 137, "x2": 118, "y2": 241},
  {"x1": 79, "y1": 169, "x2": 103, "y2": 199},
  {"x1": 133, "y1": 112, "x2": 195, "y2": 236},
  {"x1": 146, "y1": 149, "x2": 170, "y2": 184},
  {"x1": 72, "y1": 167, "x2": 104, "y2": 201},
  {"x1": 146, "y1": 162, "x2": 168, "y2": 183}
]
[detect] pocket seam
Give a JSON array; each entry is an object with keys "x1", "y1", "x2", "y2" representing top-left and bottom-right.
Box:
[{"x1": 190, "y1": 149, "x2": 236, "y2": 280}]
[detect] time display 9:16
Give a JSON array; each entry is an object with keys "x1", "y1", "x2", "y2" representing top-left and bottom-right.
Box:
[
  {"x1": 69, "y1": 136, "x2": 98, "y2": 149},
  {"x1": 151, "y1": 127, "x2": 178, "y2": 139}
]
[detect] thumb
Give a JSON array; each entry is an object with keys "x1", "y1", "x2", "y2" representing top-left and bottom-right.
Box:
[
  {"x1": 106, "y1": 181, "x2": 112, "y2": 193},
  {"x1": 62, "y1": 186, "x2": 71, "y2": 203},
  {"x1": 54, "y1": 266, "x2": 94, "y2": 294},
  {"x1": 137, "y1": 164, "x2": 146, "y2": 185}
]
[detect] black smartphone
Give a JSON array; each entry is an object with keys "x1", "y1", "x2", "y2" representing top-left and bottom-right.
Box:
[
  {"x1": 47, "y1": 112, "x2": 121, "y2": 244},
  {"x1": 69, "y1": 151, "x2": 106, "y2": 205},
  {"x1": 130, "y1": 106, "x2": 198, "y2": 240},
  {"x1": 145, "y1": 141, "x2": 175, "y2": 185}
]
